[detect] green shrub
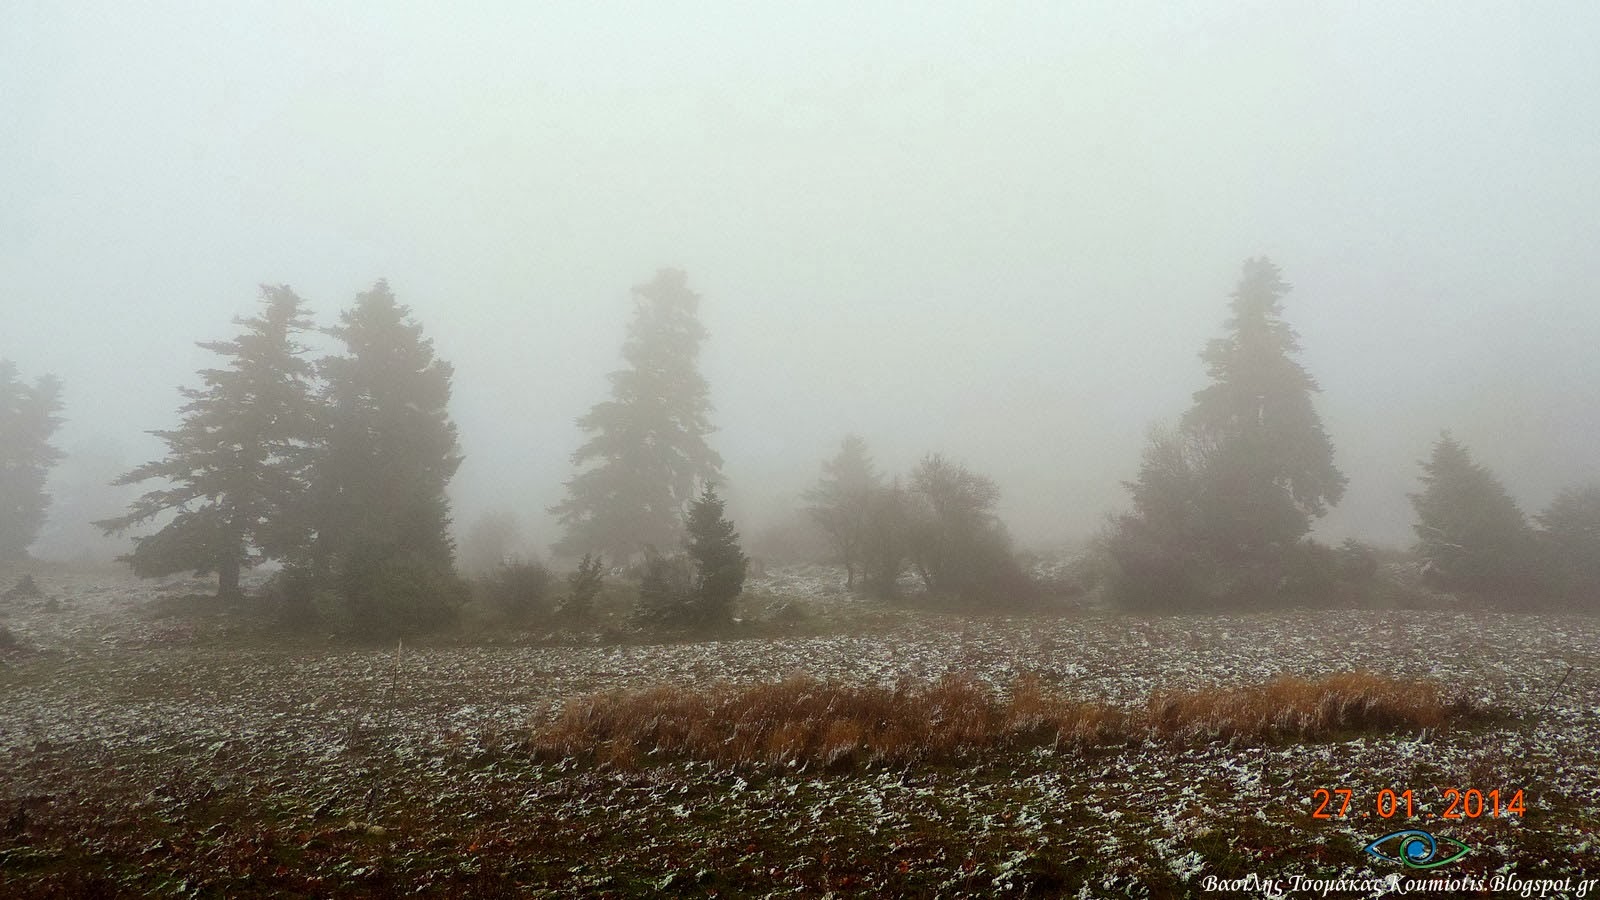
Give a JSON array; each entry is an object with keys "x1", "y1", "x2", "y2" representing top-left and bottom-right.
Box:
[
  {"x1": 1279, "y1": 540, "x2": 1338, "y2": 603},
  {"x1": 483, "y1": 561, "x2": 553, "y2": 624},
  {"x1": 631, "y1": 554, "x2": 694, "y2": 628},
  {"x1": 339, "y1": 554, "x2": 467, "y2": 638},
  {"x1": 561, "y1": 553, "x2": 605, "y2": 621},
  {"x1": 1334, "y1": 538, "x2": 1380, "y2": 582}
]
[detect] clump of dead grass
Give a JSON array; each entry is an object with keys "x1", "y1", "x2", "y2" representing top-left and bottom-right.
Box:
[
  {"x1": 1147, "y1": 671, "x2": 1450, "y2": 741},
  {"x1": 528, "y1": 671, "x2": 1473, "y2": 770}
]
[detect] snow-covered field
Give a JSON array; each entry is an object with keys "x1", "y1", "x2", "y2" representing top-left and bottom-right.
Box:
[{"x1": 2, "y1": 564, "x2": 1598, "y2": 896}]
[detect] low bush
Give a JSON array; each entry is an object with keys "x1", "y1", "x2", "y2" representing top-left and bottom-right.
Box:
[
  {"x1": 482, "y1": 561, "x2": 553, "y2": 624},
  {"x1": 339, "y1": 554, "x2": 468, "y2": 639}
]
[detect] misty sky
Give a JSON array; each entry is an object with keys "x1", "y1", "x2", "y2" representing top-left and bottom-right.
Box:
[{"x1": 5, "y1": 2, "x2": 1598, "y2": 559}]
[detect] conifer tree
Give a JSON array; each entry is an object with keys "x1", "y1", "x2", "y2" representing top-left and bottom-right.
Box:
[
  {"x1": 804, "y1": 434, "x2": 880, "y2": 590},
  {"x1": 683, "y1": 483, "x2": 747, "y2": 627},
  {"x1": 1410, "y1": 432, "x2": 1534, "y2": 593},
  {"x1": 97, "y1": 287, "x2": 315, "y2": 598},
  {"x1": 552, "y1": 268, "x2": 722, "y2": 561},
  {"x1": 0, "y1": 361, "x2": 65, "y2": 561},
  {"x1": 1536, "y1": 484, "x2": 1600, "y2": 606},
  {"x1": 1108, "y1": 260, "x2": 1344, "y2": 609},
  {"x1": 1182, "y1": 258, "x2": 1346, "y2": 558},
  {"x1": 304, "y1": 282, "x2": 464, "y2": 630}
]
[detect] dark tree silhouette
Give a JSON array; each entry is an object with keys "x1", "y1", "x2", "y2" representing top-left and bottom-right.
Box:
[
  {"x1": 804, "y1": 434, "x2": 880, "y2": 590},
  {"x1": 0, "y1": 361, "x2": 64, "y2": 561},
  {"x1": 552, "y1": 268, "x2": 722, "y2": 562},
  {"x1": 1108, "y1": 260, "x2": 1345, "y2": 609},
  {"x1": 1181, "y1": 258, "x2": 1346, "y2": 558},
  {"x1": 1410, "y1": 432, "x2": 1533, "y2": 594},
  {"x1": 1537, "y1": 484, "x2": 1600, "y2": 607},
  {"x1": 96, "y1": 288, "x2": 315, "y2": 598},
  {"x1": 303, "y1": 281, "x2": 464, "y2": 632},
  {"x1": 905, "y1": 454, "x2": 1025, "y2": 603},
  {"x1": 683, "y1": 483, "x2": 748, "y2": 627}
]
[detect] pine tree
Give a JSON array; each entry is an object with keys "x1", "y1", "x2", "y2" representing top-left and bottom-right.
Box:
[
  {"x1": 1410, "y1": 432, "x2": 1534, "y2": 593},
  {"x1": 683, "y1": 483, "x2": 747, "y2": 628},
  {"x1": 1181, "y1": 258, "x2": 1346, "y2": 559},
  {"x1": 804, "y1": 434, "x2": 880, "y2": 590},
  {"x1": 1107, "y1": 260, "x2": 1345, "y2": 609},
  {"x1": 304, "y1": 281, "x2": 464, "y2": 632},
  {"x1": 552, "y1": 269, "x2": 723, "y2": 562},
  {"x1": 96, "y1": 287, "x2": 315, "y2": 598},
  {"x1": 0, "y1": 361, "x2": 64, "y2": 561}
]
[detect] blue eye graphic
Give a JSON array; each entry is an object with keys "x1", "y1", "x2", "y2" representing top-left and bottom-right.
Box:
[{"x1": 1363, "y1": 830, "x2": 1470, "y2": 869}]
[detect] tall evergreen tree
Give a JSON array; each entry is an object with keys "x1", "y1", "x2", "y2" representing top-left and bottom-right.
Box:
[
  {"x1": 1181, "y1": 258, "x2": 1346, "y2": 558},
  {"x1": 1536, "y1": 484, "x2": 1600, "y2": 607},
  {"x1": 552, "y1": 268, "x2": 722, "y2": 562},
  {"x1": 804, "y1": 434, "x2": 880, "y2": 590},
  {"x1": 1410, "y1": 432, "x2": 1534, "y2": 593},
  {"x1": 0, "y1": 361, "x2": 65, "y2": 561},
  {"x1": 1108, "y1": 260, "x2": 1344, "y2": 609},
  {"x1": 304, "y1": 282, "x2": 463, "y2": 617},
  {"x1": 96, "y1": 287, "x2": 315, "y2": 598}
]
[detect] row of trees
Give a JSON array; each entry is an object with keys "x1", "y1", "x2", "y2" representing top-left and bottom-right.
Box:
[
  {"x1": 1413, "y1": 433, "x2": 1600, "y2": 605},
  {"x1": 1088, "y1": 257, "x2": 1598, "y2": 611},
  {"x1": 9, "y1": 259, "x2": 1594, "y2": 623},
  {"x1": 95, "y1": 283, "x2": 463, "y2": 633}
]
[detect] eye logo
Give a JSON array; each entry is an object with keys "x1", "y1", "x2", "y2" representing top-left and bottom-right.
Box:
[{"x1": 1363, "y1": 830, "x2": 1470, "y2": 869}]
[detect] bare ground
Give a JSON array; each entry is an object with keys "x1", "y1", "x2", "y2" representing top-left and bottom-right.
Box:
[{"x1": 2, "y1": 563, "x2": 1598, "y2": 897}]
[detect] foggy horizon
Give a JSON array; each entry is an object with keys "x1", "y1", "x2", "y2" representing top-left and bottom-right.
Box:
[{"x1": 7, "y1": 2, "x2": 1598, "y2": 561}]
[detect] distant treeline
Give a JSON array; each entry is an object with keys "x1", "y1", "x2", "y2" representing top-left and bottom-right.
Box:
[{"x1": 3, "y1": 258, "x2": 1596, "y2": 635}]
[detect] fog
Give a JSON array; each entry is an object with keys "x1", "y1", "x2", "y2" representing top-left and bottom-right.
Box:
[{"x1": 5, "y1": 2, "x2": 1598, "y2": 560}]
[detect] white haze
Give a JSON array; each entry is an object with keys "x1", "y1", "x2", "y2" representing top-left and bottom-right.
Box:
[{"x1": 4, "y1": 2, "x2": 1598, "y2": 560}]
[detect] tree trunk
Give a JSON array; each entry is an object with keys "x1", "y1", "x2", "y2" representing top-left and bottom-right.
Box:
[{"x1": 845, "y1": 562, "x2": 856, "y2": 592}]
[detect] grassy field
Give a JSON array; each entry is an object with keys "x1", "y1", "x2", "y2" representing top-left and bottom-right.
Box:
[{"x1": 2, "y1": 563, "x2": 1598, "y2": 897}]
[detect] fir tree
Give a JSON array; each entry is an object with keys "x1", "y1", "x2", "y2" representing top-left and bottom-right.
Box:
[
  {"x1": 1108, "y1": 260, "x2": 1345, "y2": 609},
  {"x1": 96, "y1": 287, "x2": 315, "y2": 598},
  {"x1": 0, "y1": 361, "x2": 64, "y2": 561},
  {"x1": 1181, "y1": 258, "x2": 1346, "y2": 558},
  {"x1": 803, "y1": 434, "x2": 880, "y2": 590},
  {"x1": 552, "y1": 269, "x2": 722, "y2": 562},
  {"x1": 1410, "y1": 432, "x2": 1534, "y2": 593},
  {"x1": 1536, "y1": 484, "x2": 1600, "y2": 606},
  {"x1": 304, "y1": 281, "x2": 464, "y2": 632},
  {"x1": 683, "y1": 483, "x2": 747, "y2": 628}
]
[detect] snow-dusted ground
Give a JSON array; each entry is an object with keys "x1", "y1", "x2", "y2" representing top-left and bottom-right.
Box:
[{"x1": 2, "y1": 564, "x2": 1598, "y2": 895}]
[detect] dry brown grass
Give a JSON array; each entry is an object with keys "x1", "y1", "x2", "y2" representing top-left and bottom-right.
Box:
[
  {"x1": 1147, "y1": 671, "x2": 1451, "y2": 741},
  {"x1": 528, "y1": 671, "x2": 1471, "y2": 770}
]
